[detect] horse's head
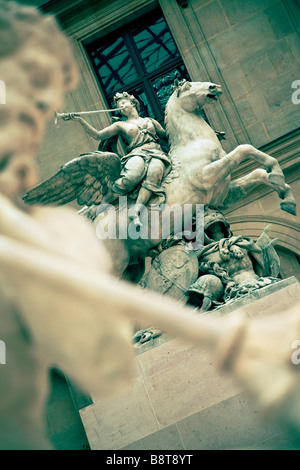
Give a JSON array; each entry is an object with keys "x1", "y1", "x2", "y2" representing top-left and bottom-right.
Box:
[{"x1": 172, "y1": 79, "x2": 222, "y2": 112}]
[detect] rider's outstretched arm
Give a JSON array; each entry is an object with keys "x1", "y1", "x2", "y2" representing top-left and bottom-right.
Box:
[{"x1": 67, "y1": 114, "x2": 121, "y2": 141}]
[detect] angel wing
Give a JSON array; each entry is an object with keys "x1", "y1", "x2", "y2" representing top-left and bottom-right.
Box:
[
  {"x1": 255, "y1": 224, "x2": 280, "y2": 278},
  {"x1": 23, "y1": 151, "x2": 121, "y2": 207}
]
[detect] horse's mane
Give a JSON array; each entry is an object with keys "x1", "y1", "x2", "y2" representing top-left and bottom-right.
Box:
[
  {"x1": 164, "y1": 91, "x2": 177, "y2": 148},
  {"x1": 165, "y1": 79, "x2": 188, "y2": 144}
]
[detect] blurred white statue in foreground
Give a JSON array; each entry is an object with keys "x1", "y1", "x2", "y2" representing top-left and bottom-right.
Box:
[{"x1": 0, "y1": 1, "x2": 134, "y2": 448}]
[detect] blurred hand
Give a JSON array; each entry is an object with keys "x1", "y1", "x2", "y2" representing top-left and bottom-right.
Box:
[{"x1": 62, "y1": 113, "x2": 81, "y2": 121}]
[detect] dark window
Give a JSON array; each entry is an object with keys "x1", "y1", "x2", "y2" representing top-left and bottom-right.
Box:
[{"x1": 86, "y1": 10, "x2": 206, "y2": 125}]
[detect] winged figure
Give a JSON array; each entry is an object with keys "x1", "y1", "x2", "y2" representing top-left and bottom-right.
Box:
[{"x1": 24, "y1": 91, "x2": 170, "y2": 226}]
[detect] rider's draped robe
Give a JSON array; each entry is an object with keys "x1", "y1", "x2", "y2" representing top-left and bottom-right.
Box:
[{"x1": 112, "y1": 118, "x2": 171, "y2": 201}]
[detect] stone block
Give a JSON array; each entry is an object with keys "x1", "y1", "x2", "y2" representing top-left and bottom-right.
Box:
[
  {"x1": 267, "y1": 39, "x2": 298, "y2": 75},
  {"x1": 209, "y1": 13, "x2": 276, "y2": 69},
  {"x1": 221, "y1": 61, "x2": 246, "y2": 84},
  {"x1": 264, "y1": 1, "x2": 295, "y2": 39},
  {"x1": 176, "y1": 392, "x2": 282, "y2": 450},
  {"x1": 233, "y1": 96, "x2": 258, "y2": 128},
  {"x1": 137, "y1": 337, "x2": 197, "y2": 379},
  {"x1": 244, "y1": 122, "x2": 270, "y2": 148},
  {"x1": 285, "y1": 32, "x2": 300, "y2": 64},
  {"x1": 141, "y1": 348, "x2": 241, "y2": 429},
  {"x1": 189, "y1": 0, "x2": 217, "y2": 9},
  {"x1": 80, "y1": 279, "x2": 300, "y2": 450},
  {"x1": 240, "y1": 49, "x2": 276, "y2": 89},
  {"x1": 122, "y1": 424, "x2": 184, "y2": 450},
  {"x1": 227, "y1": 77, "x2": 252, "y2": 101},
  {"x1": 220, "y1": 0, "x2": 276, "y2": 25},
  {"x1": 261, "y1": 71, "x2": 300, "y2": 112},
  {"x1": 194, "y1": 0, "x2": 230, "y2": 39},
  {"x1": 263, "y1": 104, "x2": 300, "y2": 142},
  {"x1": 247, "y1": 431, "x2": 300, "y2": 450},
  {"x1": 245, "y1": 89, "x2": 271, "y2": 122},
  {"x1": 79, "y1": 378, "x2": 159, "y2": 450}
]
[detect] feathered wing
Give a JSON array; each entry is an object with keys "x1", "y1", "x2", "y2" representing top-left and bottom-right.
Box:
[
  {"x1": 255, "y1": 225, "x2": 280, "y2": 277},
  {"x1": 23, "y1": 151, "x2": 121, "y2": 207}
]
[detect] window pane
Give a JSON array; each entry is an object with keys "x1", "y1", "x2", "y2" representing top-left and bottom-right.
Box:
[
  {"x1": 131, "y1": 87, "x2": 156, "y2": 118},
  {"x1": 151, "y1": 66, "x2": 189, "y2": 110},
  {"x1": 90, "y1": 37, "x2": 139, "y2": 95},
  {"x1": 131, "y1": 16, "x2": 180, "y2": 74}
]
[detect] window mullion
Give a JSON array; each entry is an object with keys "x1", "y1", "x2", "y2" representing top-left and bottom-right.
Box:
[
  {"x1": 123, "y1": 31, "x2": 146, "y2": 80},
  {"x1": 143, "y1": 79, "x2": 163, "y2": 118}
]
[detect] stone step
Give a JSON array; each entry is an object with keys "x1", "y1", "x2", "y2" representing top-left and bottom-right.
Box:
[{"x1": 79, "y1": 277, "x2": 300, "y2": 450}]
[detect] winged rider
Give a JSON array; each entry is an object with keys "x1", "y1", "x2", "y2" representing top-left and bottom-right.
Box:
[{"x1": 24, "y1": 92, "x2": 171, "y2": 226}]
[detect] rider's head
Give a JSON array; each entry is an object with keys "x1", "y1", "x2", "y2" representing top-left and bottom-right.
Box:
[{"x1": 113, "y1": 92, "x2": 140, "y2": 113}]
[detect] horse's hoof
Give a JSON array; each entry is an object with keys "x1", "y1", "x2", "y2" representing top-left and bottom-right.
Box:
[
  {"x1": 129, "y1": 212, "x2": 142, "y2": 226},
  {"x1": 268, "y1": 172, "x2": 286, "y2": 191},
  {"x1": 280, "y1": 200, "x2": 297, "y2": 216},
  {"x1": 133, "y1": 328, "x2": 163, "y2": 345},
  {"x1": 140, "y1": 328, "x2": 163, "y2": 343},
  {"x1": 133, "y1": 217, "x2": 143, "y2": 228}
]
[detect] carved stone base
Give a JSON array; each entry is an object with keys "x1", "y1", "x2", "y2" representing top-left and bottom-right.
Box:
[{"x1": 79, "y1": 277, "x2": 300, "y2": 450}]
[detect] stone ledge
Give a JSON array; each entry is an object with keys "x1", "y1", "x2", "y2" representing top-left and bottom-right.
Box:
[
  {"x1": 212, "y1": 276, "x2": 298, "y2": 317},
  {"x1": 135, "y1": 276, "x2": 299, "y2": 355},
  {"x1": 80, "y1": 278, "x2": 300, "y2": 450}
]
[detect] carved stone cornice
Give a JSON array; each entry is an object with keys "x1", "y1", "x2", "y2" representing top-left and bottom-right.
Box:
[
  {"x1": 227, "y1": 214, "x2": 300, "y2": 234},
  {"x1": 41, "y1": 0, "x2": 158, "y2": 40},
  {"x1": 225, "y1": 214, "x2": 300, "y2": 255},
  {"x1": 40, "y1": 0, "x2": 83, "y2": 15}
]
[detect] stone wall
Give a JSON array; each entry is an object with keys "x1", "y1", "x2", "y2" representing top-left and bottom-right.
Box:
[
  {"x1": 159, "y1": 0, "x2": 300, "y2": 150},
  {"x1": 38, "y1": 0, "x2": 300, "y2": 180},
  {"x1": 46, "y1": 369, "x2": 91, "y2": 450},
  {"x1": 79, "y1": 278, "x2": 300, "y2": 450}
]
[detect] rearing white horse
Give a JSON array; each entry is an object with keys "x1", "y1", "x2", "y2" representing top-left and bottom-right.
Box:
[{"x1": 163, "y1": 79, "x2": 296, "y2": 214}]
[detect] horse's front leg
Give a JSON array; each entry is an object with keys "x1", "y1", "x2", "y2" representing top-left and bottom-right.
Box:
[
  {"x1": 222, "y1": 169, "x2": 296, "y2": 215},
  {"x1": 204, "y1": 145, "x2": 285, "y2": 190},
  {"x1": 202, "y1": 145, "x2": 296, "y2": 215}
]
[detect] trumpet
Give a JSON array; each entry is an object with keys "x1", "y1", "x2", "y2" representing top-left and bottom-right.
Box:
[{"x1": 54, "y1": 107, "x2": 124, "y2": 125}]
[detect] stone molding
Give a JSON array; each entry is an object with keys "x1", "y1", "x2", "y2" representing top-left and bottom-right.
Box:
[{"x1": 227, "y1": 215, "x2": 300, "y2": 255}]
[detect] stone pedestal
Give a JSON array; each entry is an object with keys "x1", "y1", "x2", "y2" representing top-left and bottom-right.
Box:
[{"x1": 79, "y1": 277, "x2": 300, "y2": 450}]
